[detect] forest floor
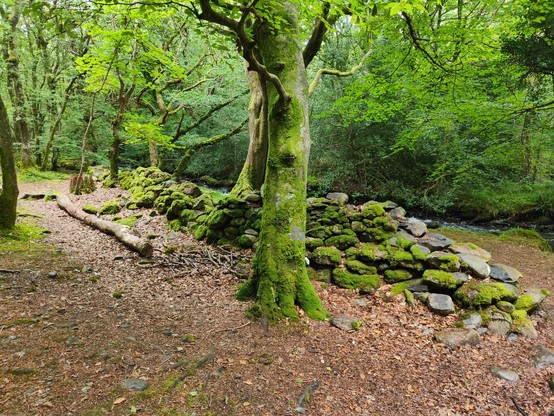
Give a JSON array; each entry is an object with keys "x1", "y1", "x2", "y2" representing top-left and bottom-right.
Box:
[{"x1": 1, "y1": 180, "x2": 553, "y2": 416}]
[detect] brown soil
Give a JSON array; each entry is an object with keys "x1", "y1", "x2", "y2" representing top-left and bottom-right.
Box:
[{"x1": 1, "y1": 181, "x2": 553, "y2": 416}]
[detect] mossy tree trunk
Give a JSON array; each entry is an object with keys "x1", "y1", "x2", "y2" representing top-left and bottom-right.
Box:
[
  {"x1": 108, "y1": 79, "x2": 135, "y2": 180},
  {"x1": 0, "y1": 95, "x2": 19, "y2": 229},
  {"x1": 238, "y1": 0, "x2": 326, "y2": 321},
  {"x1": 230, "y1": 70, "x2": 269, "y2": 198}
]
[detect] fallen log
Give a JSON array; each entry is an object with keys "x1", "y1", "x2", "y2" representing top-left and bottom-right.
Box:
[{"x1": 56, "y1": 194, "x2": 153, "y2": 257}]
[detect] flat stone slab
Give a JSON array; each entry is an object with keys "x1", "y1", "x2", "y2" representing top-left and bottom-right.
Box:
[
  {"x1": 462, "y1": 312, "x2": 483, "y2": 329},
  {"x1": 533, "y1": 345, "x2": 554, "y2": 369},
  {"x1": 400, "y1": 218, "x2": 427, "y2": 237},
  {"x1": 449, "y1": 242, "x2": 492, "y2": 261},
  {"x1": 434, "y1": 328, "x2": 480, "y2": 347},
  {"x1": 418, "y1": 233, "x2": 455, "y2": 252},
  {"x1": 331, "y1": 315, "x2": 359, "y2": 331},
  {"x1": 427, "y1": 294, "x2": 455, "y2": 315},
  {"x1": 326, "y1": 192, "x2": 349, "y2": 204},
  {"x1": 123, "y1": 378, "x2": 149, "y2": 391},
  {"x1": 456, "y1": 253, "x2": 491, "y2": 279},
  {"x1": 491, "y1": 367, "x2": 519, "y2": 384},
  {"x1": 489, "y1": 264, "x2": 522, "y2": 284}
]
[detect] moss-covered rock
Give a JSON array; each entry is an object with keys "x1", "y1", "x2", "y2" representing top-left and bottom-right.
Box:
[
  {"x1": 312, "y1": 246, "x2": 342, "y2": 266},
  {"x1": 425, "y1": 251, "x2": 461, "y2": 272},
  {"x1": 332, "y1": 268, "x2": 381, "y2": 293},
  {"x1": 238, "y1": 234, "x2": 257, "y2": 248},
  {"x1": 82, "y1": 204, "x2": 98, "y2": 214},
  {"x1": 361, "y1": 204, "x2": 385, "y2": 219},
  {"x1": 410, "y1": 244, "x2": 429, "y2": 261},
  {"x1": 345, "y1": 260, "x2": 377, "y2": 275},
  {"x1": 307, "y1": 267, "x2": 332, "y2": 283},
  {"x1": 384, "y1": 269, "x2": 416, "y2": 283},
  {"x1": 205, "y1": 209, "x2": 228, "y2": 230},
  {"x1": 99, "y1": 199, "x2": 122, "y2": 215},
  {"x1": 306, "y1": 237, "x2": 324, "y2": 250},
  {"x1": 307, "y1": 226, "x2": 331, "y2": 239},
  {"x1": 513, "y1": 289, "x2": 550, "y2": 312},
  {"x1": 325, "y1": 234, "x2": 359, "y2": 250},
  {"x1": 194, "y1": 225, "x2": 208, "y2": 240},
  {"x1": 422, "y1": 269, "x2": 463, "y2": 290},
  {"x1": 168, "y1": 219, "x2": 182, "y2": 231},
  {"x1": 454, "y1": 282, "x2": 518, "y2": 308},
  {"x1": 511, "y1": 309, "x2": 538, "y2": 338}
]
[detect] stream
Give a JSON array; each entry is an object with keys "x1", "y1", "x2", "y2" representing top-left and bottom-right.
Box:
[{"x1": 420, "y1": 217, "x2": 554, "y2": 250}]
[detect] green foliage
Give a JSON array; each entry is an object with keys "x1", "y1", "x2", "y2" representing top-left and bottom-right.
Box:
[
  {"x1": 499, "y1": 228, "x2": 552, "y2": 252},
  {"x1": 18, "y1": 169, "x2": 69, "y2": 183},
  {"x1": 0, "y1": 221, "x2": 47, "y2": 254}
]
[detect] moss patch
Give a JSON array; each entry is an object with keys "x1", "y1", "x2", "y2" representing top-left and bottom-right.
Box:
[
  {"x1": 332, "y1": 268, "x2": 381, "y2": 293},
  {"x1": 422, "y1": 269, "x2": 461, "y2": 290}
]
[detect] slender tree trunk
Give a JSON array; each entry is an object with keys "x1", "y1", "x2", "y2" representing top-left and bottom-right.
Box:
[
  {"x1": 109, "y1": 83, "x2": 135, "y2": 179},
  {"x1": 41, "y1": 78, "x2": 78, "y2": 171},
  {"x1": 238, "y1": 0, "x2": 326, "y2": 321},
  {"x1": 0, "y1": 95, "x2": 19, "y2": 229},
  {"x1": 3, "y1": 5, "x2": 33, "y2": 169},
  {"x1": 231, "y1": 70, "x2": 269, "y2": 198}
]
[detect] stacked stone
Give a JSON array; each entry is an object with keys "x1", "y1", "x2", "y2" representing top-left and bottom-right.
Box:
[
  {"x1": 115, "y1": 169, "x2": 549, "y2": 338},
  {"x1": 117, "y1": 167, "x2": 262, "y2": 247}
]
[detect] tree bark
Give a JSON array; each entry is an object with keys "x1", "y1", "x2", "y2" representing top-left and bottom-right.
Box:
[
  {"x1": 56, "y1": 194, "x2": 153, "y2": 257},
  {"x1": 230, "y1": 70, "x2": 269, "y2": 198},
  {"x1": 238, "y1": 0, "x2": 326, "y2": 321},
  {"x1": 0, "y1": 95, "x2": 19, "y2": 229},
  {"x1": 3, "y1": 5, "x2": 33, "y2": 169}
]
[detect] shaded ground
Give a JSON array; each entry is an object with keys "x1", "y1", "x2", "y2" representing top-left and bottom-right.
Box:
[{"x1": 1, "y1": 181, "x2": 553, "y2": 416}]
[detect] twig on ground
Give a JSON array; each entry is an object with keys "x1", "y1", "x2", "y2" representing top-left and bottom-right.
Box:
[
  {"x1": 170, "y1": 347, "x2": 215, "y2": 390},
  {"x1": 295, "y1": 379, "x2": 319, "y2": 413},
  {"x1": 511, "y1": 397, "x2": 529, "y2": 416},
  {"x1": 0, "y1": 269, "x2": 20, "y2": 273}
]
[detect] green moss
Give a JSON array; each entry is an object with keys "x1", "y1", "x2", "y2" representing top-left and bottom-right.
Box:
[
  {"x1": 168, "y1": 219, "x2": 182, "y2": 231},
  {"x1": 391, "y1": 281, "x2": 411, "y2": 296},
  {"x1": 82, "y1": 204, "x2": 98, "y2": 214},
  {"x1": 306, "y1": 237, "x2": 324, "y2": 250},
  {"x1": 312, "y1": 246, "x2": 342, "y2": 265},
  {"x1": 205, "y1": 209, "x2": 228, "y2": 230},
  {"x1": 499, "y1": 228, "x2": 552, "y2": 252},
  {"x1": 511, "y1": 309, "x2": 532, "y2": 330},
  {"x1": 454, "y1": 282, "x2": 517, "y2": 308},
  {"x1": 345, "y1": 246, "x2": 360, "y2": 259},
  {"x1": 98, "y1": 199, "x2": 122, "y2": 215},
  {"x1": 410, "y1": 245, "x2": 428, "y2": 261},
  {"x1": 114, "y1": 216, "x2": 137, "y2": 227},
  {"x1": 0, "y1": 221, "x2": 50, "y2": 254},
  {"x1": 307, "y1": 267, "x2": 332, "y2": 283},
  {"x1": 390, "y1": 249, "x2": 414, "y2": 265},
  {"x1": 351, "y1": 320, "x2": 362, "y2": 331},
  {"x1": 332, "y1": 268, "x2": 381, "y2": 293},
  {"x1": 513, "y1": 294, "x2": 536, "y2": 311},
  {"x1": 361, "y1": 204, "x2": 385, "y2": 219},
  {"x1": 307, "y1": 226, "x2": 331, "y2": 239},
  {"x1": 1, "y1": 317, "x2": 38, "y2": 327},
  {"x1": 358, "y1": 244, "x2": 378, "y2": 262},
  {"x1": 396, "y1": 236, "x2": 414, "y2": 250},
  {"x1": 325, "y1": 234, "x2": 359, "y2": 250},
  {"x1": 43, "y1": 193, "x2": 57, "y2": 202},
  {"x1": 404, "y1": 289, "x2": 415, "y2": 306},
  {"x1": 384, "y1": 269, "x2": 414, "y2": 283},
  {"x1": 345, "y1": 260, "x2": 377, "y2": 275},
  {"x1": 194, "y1": 225, "x2": 208, "y2": 240},
  {"x1": 422, "y1": 269, "x2": 461, "y2": 290},
  {"x1": 112, "y1": 291, "x2": 123, "y2": 299}
]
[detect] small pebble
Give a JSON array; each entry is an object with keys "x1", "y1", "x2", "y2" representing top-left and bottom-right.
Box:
[{"x1": 47, "y1": 271, "x2": 58, "y2": 279}]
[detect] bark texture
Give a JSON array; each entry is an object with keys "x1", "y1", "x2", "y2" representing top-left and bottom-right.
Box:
[
  {"x1": 56, "y1": 194, "x2": 153, "y2": 257},
  {"x1": 239, "y1": 0, "x2": 326, "y2": 321},
  {"x1": 0, "y1": 95, "x2": 19, "y2": 229}
]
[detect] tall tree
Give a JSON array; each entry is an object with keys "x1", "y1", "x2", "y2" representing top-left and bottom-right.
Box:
[
  {"x1": 0, "y1": 3, "x2": 33, "y2": 168},
  {"x1": 0, "y1": 95, "x2": 19, "y2": 229}
]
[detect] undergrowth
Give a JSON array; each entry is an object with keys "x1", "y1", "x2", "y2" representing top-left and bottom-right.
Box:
[
  {"x1": 0, "y1": 220, "x2": 49, "y2": 254},
  {"x1": 17, "y1": 168, "x2": 69, "y2": 183}
]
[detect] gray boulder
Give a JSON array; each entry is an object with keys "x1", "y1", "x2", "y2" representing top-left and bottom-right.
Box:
[
  {"x1": 533, "y1": 345, "x2": 554, "y2": 369},
  {"x1": 326, "y1": 192, "x2": 349, "y2": 205},
  {"x1": 489, "y1": 264, "x2": 522, "y2": 284},
  {"x1": 490, "y1": 367, "x2": 519, "y2": 384},
  {"x1": 331, "y1": 315, "x2": 360, "y2": 331},
  {"x1": 418, "y1": 233, "x2": 455, "y2": 252},
  {"x1": 461, "y1": 312, "x2": 483, "y2": 329},
  {"x1": 449, "y1": 242, "x2": 492, "y2": 261},
  {"x1": 434, "y1": 328, "x2": 480, "y2": 347},
  {"x1": 427, "y1": 294, "x2": 455, "y2": 315},
  {"x1": 456, "y1": 253, "x2": 491, "y2": 279},
  {"x1": 400, "y1": 218, "x2": 427, "y2": 237}
]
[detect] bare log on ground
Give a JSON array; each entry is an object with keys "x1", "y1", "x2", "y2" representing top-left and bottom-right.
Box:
[{"x1": 56, "y1": 194, "x2": 153, "y2": 257}]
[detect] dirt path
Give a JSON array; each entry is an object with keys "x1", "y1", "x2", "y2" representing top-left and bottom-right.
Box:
[{"x1": 1, "y1": 181, "x2": 553, "y2": 416}]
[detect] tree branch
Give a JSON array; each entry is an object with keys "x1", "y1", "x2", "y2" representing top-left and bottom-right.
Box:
[
  {"x1": 308, "y1": 49, "x2": 373, "y2": 96},
  {"x1": 303, "y1": 2, "x2": 336, "y2": 67}
]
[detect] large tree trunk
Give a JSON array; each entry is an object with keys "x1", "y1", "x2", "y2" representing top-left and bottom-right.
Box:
[
  {"x1": 230, "y1": 70, "x2": 269, "y2": 198},
  {"x1": 56, "y1": 194, "x2": 153, "y2": 257},
  {"x1": 239, "y1": 0, "x2": 326, "y2": 321},
  {"x1": 3, "y1": 5, "x2": 33, "y2": 169},
  {"x1": 0, "y1": 96, "x2": 19, "y2": 229}
]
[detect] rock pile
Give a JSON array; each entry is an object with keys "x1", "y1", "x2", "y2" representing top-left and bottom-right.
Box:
[{"x1": 113, "y1": 167, "x2": 549, "y2": 338}]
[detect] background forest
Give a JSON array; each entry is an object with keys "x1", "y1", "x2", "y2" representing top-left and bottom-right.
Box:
[{"x1": 1, "y1": 0, "x2": 553, "y2": 222}]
